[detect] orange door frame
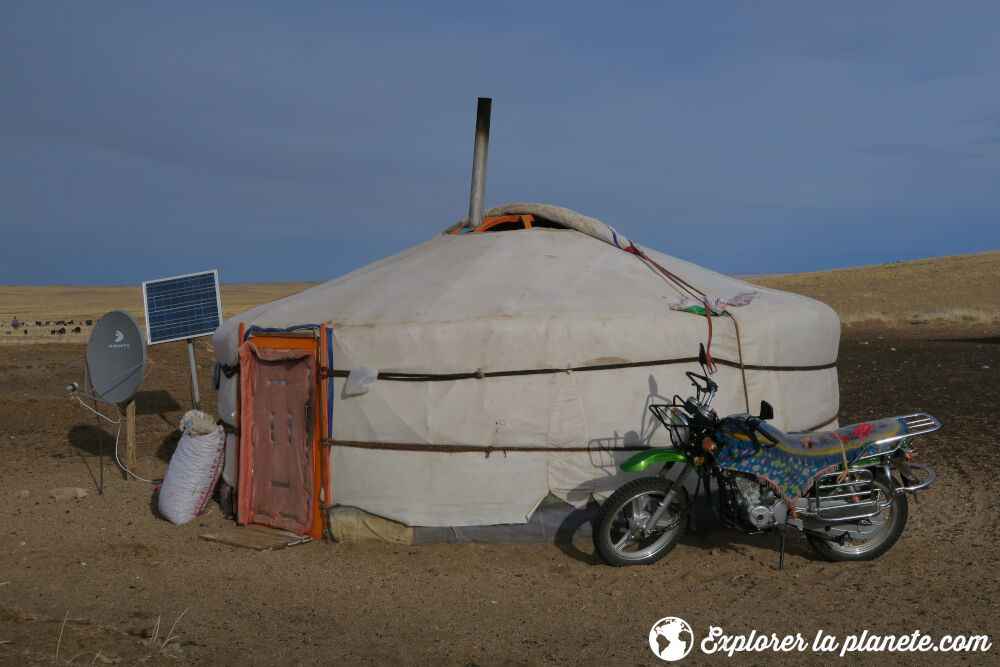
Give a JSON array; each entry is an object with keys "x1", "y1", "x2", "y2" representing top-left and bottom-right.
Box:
[{"x1": 236, "y1": 329, "x2": 326, "y2": 540}]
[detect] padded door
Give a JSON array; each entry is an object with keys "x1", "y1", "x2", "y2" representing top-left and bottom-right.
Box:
[{"x1": 238, "y1": 342, "x2": 315, "y2": 534}]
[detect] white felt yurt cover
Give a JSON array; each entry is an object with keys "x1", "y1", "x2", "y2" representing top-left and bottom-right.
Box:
[{"x1": 213, "y1": 204, "x2": 840, "y2": 527}]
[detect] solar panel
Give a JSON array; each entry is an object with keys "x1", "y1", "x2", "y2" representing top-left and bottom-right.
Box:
[{"x1": 142, "y1": 270, "x2": 223, "y2": 345}]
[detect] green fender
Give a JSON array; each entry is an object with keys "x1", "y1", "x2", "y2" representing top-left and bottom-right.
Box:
[{"x1": 620, "y1": 448, "x2": 690, "y2": 472}]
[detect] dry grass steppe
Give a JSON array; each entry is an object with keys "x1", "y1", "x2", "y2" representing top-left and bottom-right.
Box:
[
  {"x1": 749, "y1": 250, "x2": 1000, "y2": 325},
  {"x1": 0, "y1": 282, "x2": 321, "y2": 345}
]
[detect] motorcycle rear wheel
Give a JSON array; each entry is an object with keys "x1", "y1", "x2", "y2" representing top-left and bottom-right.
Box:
[
  {"x1": 807, "y1": 482, "x2": 908, "y2": 562},
  {"x1": 593, "y1": 476, "x2": 688, "y2": 567}
]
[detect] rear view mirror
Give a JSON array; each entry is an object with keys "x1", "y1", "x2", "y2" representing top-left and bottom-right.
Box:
[
  {"x1": 698, "y1": 344, "x2": 707, "y2": 367},
  {"x1": 758, "y1": 400, "x2": 774, "y2": 421}
]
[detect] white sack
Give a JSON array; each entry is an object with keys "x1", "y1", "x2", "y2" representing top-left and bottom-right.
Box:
[{"x1": 158, "y1": 425, "x2": 226, "y2": 525}]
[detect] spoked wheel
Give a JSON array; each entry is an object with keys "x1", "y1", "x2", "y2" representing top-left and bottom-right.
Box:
[
  {"x1": 593, "y1": 476, "x2": 689, "y2": 567},
  {"x1": 807, "y1": 481, "x2": 908, "y2": 562}
]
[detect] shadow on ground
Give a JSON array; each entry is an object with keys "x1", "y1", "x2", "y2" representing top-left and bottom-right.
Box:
[
  {"x1": 67, "y1": 423, "x2": 116, "y2": 457},
  {"x1": 157, "y1": 429, "x2": 182, "y2": 463},
  {"x1": 929, "y1": 336, "x2": 1000, "y2": 345},
  {"x1": 134, "y1": 389, "x2": 182, "y2": 416}
]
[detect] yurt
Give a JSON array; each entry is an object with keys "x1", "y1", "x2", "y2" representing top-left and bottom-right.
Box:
[{"x1": 211, "y1": 204, "x2": 840, "y2": 539}]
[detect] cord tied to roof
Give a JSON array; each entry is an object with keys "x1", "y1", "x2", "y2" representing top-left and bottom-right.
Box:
[{"x1": 668, "y1": 291, "x2": 760, "y2": 376}]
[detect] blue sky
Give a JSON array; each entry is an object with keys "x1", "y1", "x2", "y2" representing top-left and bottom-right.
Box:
[{"x1": 2, "y1": 1, "x2": 998, "y2": 285}]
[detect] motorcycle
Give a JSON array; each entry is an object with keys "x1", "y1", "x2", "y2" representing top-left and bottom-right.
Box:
[{"x1": 593, "y1": 345, "x2": 940, "y2": 568}]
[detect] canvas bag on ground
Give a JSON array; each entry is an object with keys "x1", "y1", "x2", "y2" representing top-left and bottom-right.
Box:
[{"x1": 158, "y1": 410, "x2": 226, "y2": 525}]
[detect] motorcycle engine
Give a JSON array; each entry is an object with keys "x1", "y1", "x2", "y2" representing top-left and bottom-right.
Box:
[{"x1": 732, "y1": 474, "x2": 781, "y2": 529}]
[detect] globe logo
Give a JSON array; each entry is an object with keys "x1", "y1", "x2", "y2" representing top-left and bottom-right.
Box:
[{"x1": 648, "y1": 616, "x2": 694, "y2": 662}]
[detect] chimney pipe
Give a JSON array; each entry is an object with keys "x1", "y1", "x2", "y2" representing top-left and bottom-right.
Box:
[{"x1": 468, "y1": 97, "x2": 492, "y2": 230}]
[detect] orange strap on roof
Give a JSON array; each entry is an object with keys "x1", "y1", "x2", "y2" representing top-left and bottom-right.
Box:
[{"x1": 450, "y1": 214, "x2": 535, "y2": 234}]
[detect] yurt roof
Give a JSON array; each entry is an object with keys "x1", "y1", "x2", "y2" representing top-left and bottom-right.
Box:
[{"x1": 214, "y1": 203, "x2": 822, "y2": 360}]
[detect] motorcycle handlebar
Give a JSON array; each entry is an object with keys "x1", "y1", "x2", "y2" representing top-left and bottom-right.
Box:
[
  {"x1": 756, "y1": 422, "x2": 779, "y2": 445},
  {"x1": 686, "y1": 370, "x2": 716, "y2": 389},
  {"x1": 685, "y1": 371, "x2": 718, "y2": 405},
  {"x1": 722, "y1": 416, "x2": 778, "y2": 453},
  {"x1": 746, "y1": 418, "x2": 778, "y2": 447}
]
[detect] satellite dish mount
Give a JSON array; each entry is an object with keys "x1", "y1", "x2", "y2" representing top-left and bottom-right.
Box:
[{"x1": 67, "y1": 310, "x2": 148, "y2": 490}]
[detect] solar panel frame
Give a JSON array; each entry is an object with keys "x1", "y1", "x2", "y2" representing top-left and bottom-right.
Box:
[{"x1": 142, "y1": 270, "x2": 223, "y2": 345}]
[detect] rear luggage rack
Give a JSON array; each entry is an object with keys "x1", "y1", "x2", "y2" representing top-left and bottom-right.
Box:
[
  {"x1": 853, "y1": 413, "x2": 941, "y2": 462},
  {"x1": 800, "y1": 468, "x2": 887, "y2": 522},
  {"x1": 875, "y1": 413, "x2": 941, "y2": 448},
  {"x1": 900, "y1": 413, "x2": 940, "y2": 434}
]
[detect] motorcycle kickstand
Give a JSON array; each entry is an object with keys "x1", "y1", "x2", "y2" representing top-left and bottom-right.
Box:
[
  {"x1": 777, "y1": 525, "x2": 788, "y2": 571},
  {"x1": 688, "y1": 475, "x2": 703, "y2": 533}
]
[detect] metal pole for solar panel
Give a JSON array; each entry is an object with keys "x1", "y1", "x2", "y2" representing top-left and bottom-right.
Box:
[{"x1": 187, "y1": 338, "x2": 201, "y2": 410}]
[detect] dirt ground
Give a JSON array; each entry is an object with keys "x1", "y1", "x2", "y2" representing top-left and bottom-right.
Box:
[{"x1": 1, "y1": 323, "x2": 998, "y2": 665}]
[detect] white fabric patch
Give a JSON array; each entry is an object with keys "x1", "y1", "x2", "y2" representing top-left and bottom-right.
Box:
[{"x1": 344, "y1": 366, "x2": 379, "y2": 396}]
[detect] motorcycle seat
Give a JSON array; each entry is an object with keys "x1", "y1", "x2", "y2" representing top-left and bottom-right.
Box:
[
  {"x1": 758, "y1": 419, "x2": 908, "y2": 461},
  {"x1": 716, "y1": 414, "x2": 937, "y2": 503}
]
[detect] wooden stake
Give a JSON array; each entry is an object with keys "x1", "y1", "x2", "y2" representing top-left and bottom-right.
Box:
[{"x1": 125, "y1": 400, "x2": 136, "y2": 480}]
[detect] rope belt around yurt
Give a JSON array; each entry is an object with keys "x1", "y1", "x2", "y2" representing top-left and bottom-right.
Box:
[
  {"x1": 321, "y1": 403, "x2": 842, "y2": 457},
  {"x1": 319, "y1": 356, "x2": 835, "y2": 381},
  {"x1": 321, "y1": 439, "x2": 654, "y2": 457},
  {"x1": 318, "y1": 351, "x2": 840, "y2": 459},
  {"x1": 318, "y1": 347, "x2": 839, "y2": 457}
]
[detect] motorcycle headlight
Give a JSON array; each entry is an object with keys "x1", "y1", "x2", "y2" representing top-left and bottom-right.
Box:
[{"x1": 667, "y1": 408, "x2": 690, "y2": 447}]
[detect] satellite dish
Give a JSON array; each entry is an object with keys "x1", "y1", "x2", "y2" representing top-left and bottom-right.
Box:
[{"x1": 86, "y1": 310, "x2": 147, "y2": 405}]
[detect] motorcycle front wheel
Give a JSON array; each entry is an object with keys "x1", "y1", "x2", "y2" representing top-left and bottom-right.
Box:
[
  {"x1": 593, "y1": 476, "x2": 689, "y2": 567},
  {"x1": 807, "y1": 481, "x2": 908, "y2": 562}
]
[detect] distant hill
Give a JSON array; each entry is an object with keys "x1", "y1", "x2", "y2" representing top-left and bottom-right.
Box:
[
  {"x1": 0, "y1": 282, "x2": 322, "y2": 326},
  {"x1": 748, "y1": 250, "x2": 1000, "y2": 325}
]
